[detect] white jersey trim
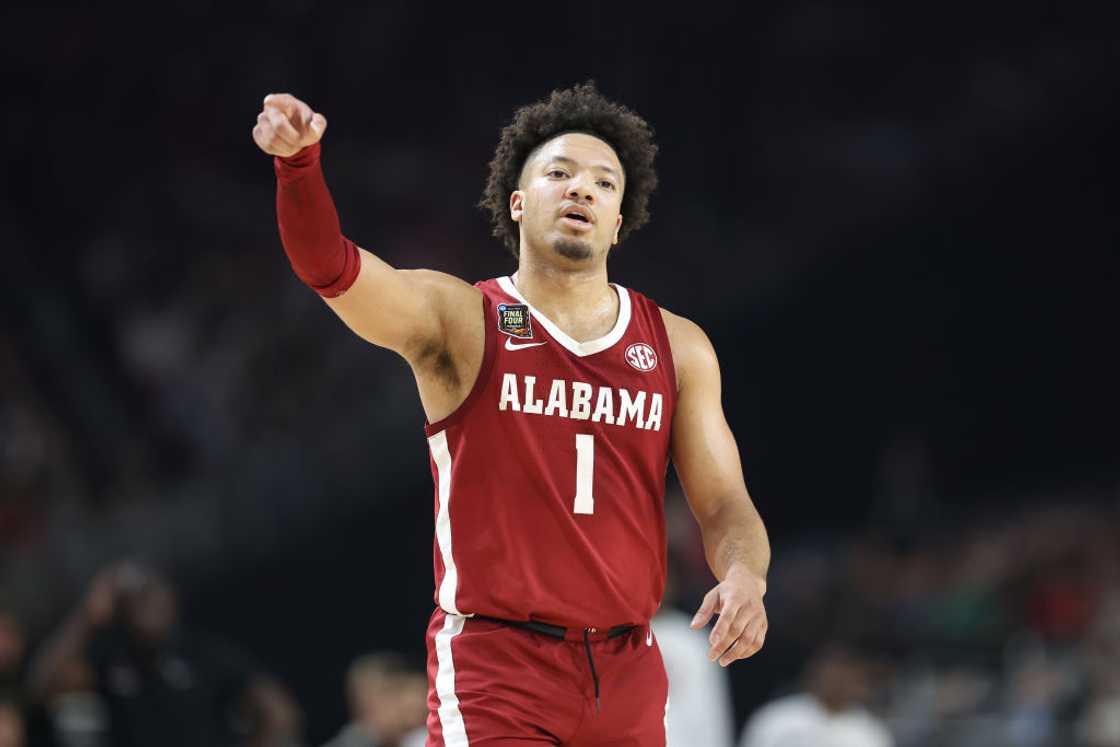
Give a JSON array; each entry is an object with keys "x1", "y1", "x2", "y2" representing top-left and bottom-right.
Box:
[
  {"x1": 434, "y1": 613, "x2": 470, "y2": 746},
  {"x1": 428, "y1": 430, "x2": 461, "y2": 615},
  {"x1": 497, "y1": 276, "x2": 632, "y2": 357}
]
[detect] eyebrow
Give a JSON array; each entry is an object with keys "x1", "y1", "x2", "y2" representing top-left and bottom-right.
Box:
[{"x1": 548, "y1": 155, "x2": 621, "y2": 180}]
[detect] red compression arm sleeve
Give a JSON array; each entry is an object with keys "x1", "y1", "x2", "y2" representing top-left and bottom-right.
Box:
[{"x1": 273, "y1": 143, "x2": 361, "y2": 298}]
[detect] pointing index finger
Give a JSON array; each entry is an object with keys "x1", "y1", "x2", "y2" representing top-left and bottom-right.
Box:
[{"x1": 262, "y1": 92, "x2": 298, "y2": 119}]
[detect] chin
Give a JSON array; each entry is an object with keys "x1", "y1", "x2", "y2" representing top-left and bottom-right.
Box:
[{"x1": 552, "y1": 238, "x2": 594, "y2": 261}]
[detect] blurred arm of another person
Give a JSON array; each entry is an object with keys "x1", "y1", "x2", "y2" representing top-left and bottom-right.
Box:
[
  {"x1": 25, "y1": 565, "x2": 124, "y2": 701},
  {"x1": 252, "y1": 93, "x2": 485, "y2": 427},
  {"x1": 664, "y1": 312, "x2": 771, "y2": 668},
  {"x1": 0, "y1": 699, "x2": 26, "y2": 747}
]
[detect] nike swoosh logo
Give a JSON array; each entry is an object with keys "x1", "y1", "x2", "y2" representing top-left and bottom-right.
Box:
[{"x1": 505, "y1": 339, "x2": 547, "y2": 351}]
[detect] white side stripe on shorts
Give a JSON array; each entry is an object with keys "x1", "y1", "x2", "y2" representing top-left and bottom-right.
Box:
[
  {"x1": 428, "y1": 430, "x2": 461, "y2": 614},
  {"x1": 435, "y1": 613, "x2": 470, "y2": 746},
  {"x1": 663, "y1": 694, "x2": 670, "y2": 745}
]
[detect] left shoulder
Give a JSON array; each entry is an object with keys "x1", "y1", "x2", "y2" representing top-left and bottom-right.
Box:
[{"x1": 658, "y1": 307, "x2": 720, "y2": 392}]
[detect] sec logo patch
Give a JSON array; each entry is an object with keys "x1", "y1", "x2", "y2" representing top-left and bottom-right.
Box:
[{"x1": 625, "y1": 343, "x2": 658, "y2": 372}]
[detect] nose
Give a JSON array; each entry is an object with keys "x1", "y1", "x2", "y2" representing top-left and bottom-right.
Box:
[{"x1": 566, "y1": 174, "x2": 595, "y2": 204}]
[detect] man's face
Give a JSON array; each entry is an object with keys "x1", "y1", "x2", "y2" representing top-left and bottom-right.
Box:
[
  {"x1": 510, "y1": 132, "x2": 625, "y2": 263},
  {"x1": 352, "y1": 673, "x2": 427, "y2": 739},
  {"x1": 121, "y1": 582, "x2": 178, "y2": 644},
  {"x1": 811, "y1": 650, "x2": 872, "y2": 711}
]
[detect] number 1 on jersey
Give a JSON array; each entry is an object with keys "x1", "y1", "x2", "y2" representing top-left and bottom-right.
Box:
[{"x1": 573, "y1": 434, "x2": 595, "y2": 514}]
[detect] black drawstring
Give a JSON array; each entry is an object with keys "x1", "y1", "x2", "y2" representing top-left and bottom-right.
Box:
[
  {"x1": 472, "y1": 614, "x2": 636, "y2": 715},
  {"x1": 582, "y1": 628, "x2": 601, "y2": 713}
]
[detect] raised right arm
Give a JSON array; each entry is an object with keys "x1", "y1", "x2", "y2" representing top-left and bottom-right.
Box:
[
  {"x1": 252, "y1": 93, "x2": 480, "y2": 362},
  {"x1": 27, "y1": 565, "x2": 121, "y2": 700}
]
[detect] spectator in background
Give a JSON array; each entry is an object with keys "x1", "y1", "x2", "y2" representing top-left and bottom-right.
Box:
[
  {"x1": 1076, "y1": 593, "x2": 1120, "y2": 747},
  {"x1": 0, "y1": 612, "x2": 26, "y2": 692},
  {"x1": 1078, "y1": 693, "x2": 1120, "y2": 747},
  {"x1": 0, "y1": 613, "x2": 28, "y2": 747},
  {"x1": 27, "y1": 562, "x2": 302, "y2": 747},
  {"x1": 653, "y1": 555, "x2": 735, "y2": 747},
  {"x1": 740, "y1": 644, "x2": 893, "y2": 747},
  {"x1": 322, "y1": 653, "x2": 426, "y2": 747},
  {"x1": 36, "y1": 656, "x2": 106, "y2": 747},
  {"x1": 0, "y1": 699, "x2": 24, "y2": 747}
]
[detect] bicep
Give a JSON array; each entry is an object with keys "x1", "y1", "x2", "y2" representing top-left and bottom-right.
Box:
[
  {"x1": 669, "y1": 323, "x2": 749, "y2": 523},
  {"x1": 323, "y1": 247, "x2": 478, "y2": 359}
]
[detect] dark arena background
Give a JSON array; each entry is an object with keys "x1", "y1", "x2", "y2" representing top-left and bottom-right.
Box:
[{"x1": 1, "y1": 4, "x2": 1117, "y2": 747}]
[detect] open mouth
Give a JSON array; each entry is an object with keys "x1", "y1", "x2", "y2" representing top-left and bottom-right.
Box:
[{"x1": 560, "y1": 215, "x2": 594, "y2": 231}]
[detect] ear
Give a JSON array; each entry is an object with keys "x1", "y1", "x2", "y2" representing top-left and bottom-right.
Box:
[
  {"x1": 510, "y1": 191, "x2": 524, "y2": 223},
  {"x1": 612, "y1": 214, "x2": 623, "y2": 245}
]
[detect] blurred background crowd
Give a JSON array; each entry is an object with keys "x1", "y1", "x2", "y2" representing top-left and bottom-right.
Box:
[{"x1": 1, "y1": 2, "x2": 1116, "y2": 746}]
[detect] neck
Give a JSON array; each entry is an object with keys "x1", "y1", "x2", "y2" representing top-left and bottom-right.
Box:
[
  {"x1": 814, "y1": 692, "x2": 853, "y2": 715},
  {"x1": 512, "y1": 251, "x2": 614, "y2": 320}
]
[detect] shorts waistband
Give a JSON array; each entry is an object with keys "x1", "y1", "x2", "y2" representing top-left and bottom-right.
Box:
[{"x1": 472, "y1": 614, "x2": 637, "y2": 643}]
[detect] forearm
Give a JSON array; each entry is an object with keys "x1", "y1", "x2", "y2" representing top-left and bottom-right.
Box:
[
  {"x1": 274, "y1": 143, "x2": 360, "y2": 297},
  {"x1": 697, "y1": 495, "x2": 770, "y2": 586},
  {"x1": 27, "y1": 609, "x2": 95, "y2": 699}
]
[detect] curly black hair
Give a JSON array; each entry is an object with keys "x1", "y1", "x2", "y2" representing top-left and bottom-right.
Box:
[{"x1": 479, "y1": 81, "x2": 659, "y2": 258}]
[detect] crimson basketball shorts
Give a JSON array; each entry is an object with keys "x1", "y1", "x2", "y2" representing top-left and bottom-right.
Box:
[{"x1": 424, "y1": 608, "x2": 670, "y2": 746}]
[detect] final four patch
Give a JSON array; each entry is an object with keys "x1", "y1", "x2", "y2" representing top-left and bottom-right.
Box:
[{"x1": 497, "y1": 303, "x2": 533, "y2": 339}]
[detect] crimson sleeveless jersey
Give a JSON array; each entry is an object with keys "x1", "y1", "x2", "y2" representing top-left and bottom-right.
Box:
[{"x1": 423, "y1": 276, "x2": 677, "y2": 630}]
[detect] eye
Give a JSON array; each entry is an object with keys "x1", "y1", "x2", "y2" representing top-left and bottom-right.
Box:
[
  {"x1": 598, "y1": 180, "x2": 615, "y2": 190},
  {"x1": 548, "y1": 169, "x2": 568, "y2": 178}
]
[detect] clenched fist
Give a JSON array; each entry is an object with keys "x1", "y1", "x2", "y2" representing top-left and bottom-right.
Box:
[{"x1": 252, "y1": 93, "x2": 327, "y2": 157}]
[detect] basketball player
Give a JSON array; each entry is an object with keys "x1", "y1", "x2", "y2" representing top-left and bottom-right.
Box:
[{"x1": 253, "y1": 82, "x2": 771, "y2": 746}]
